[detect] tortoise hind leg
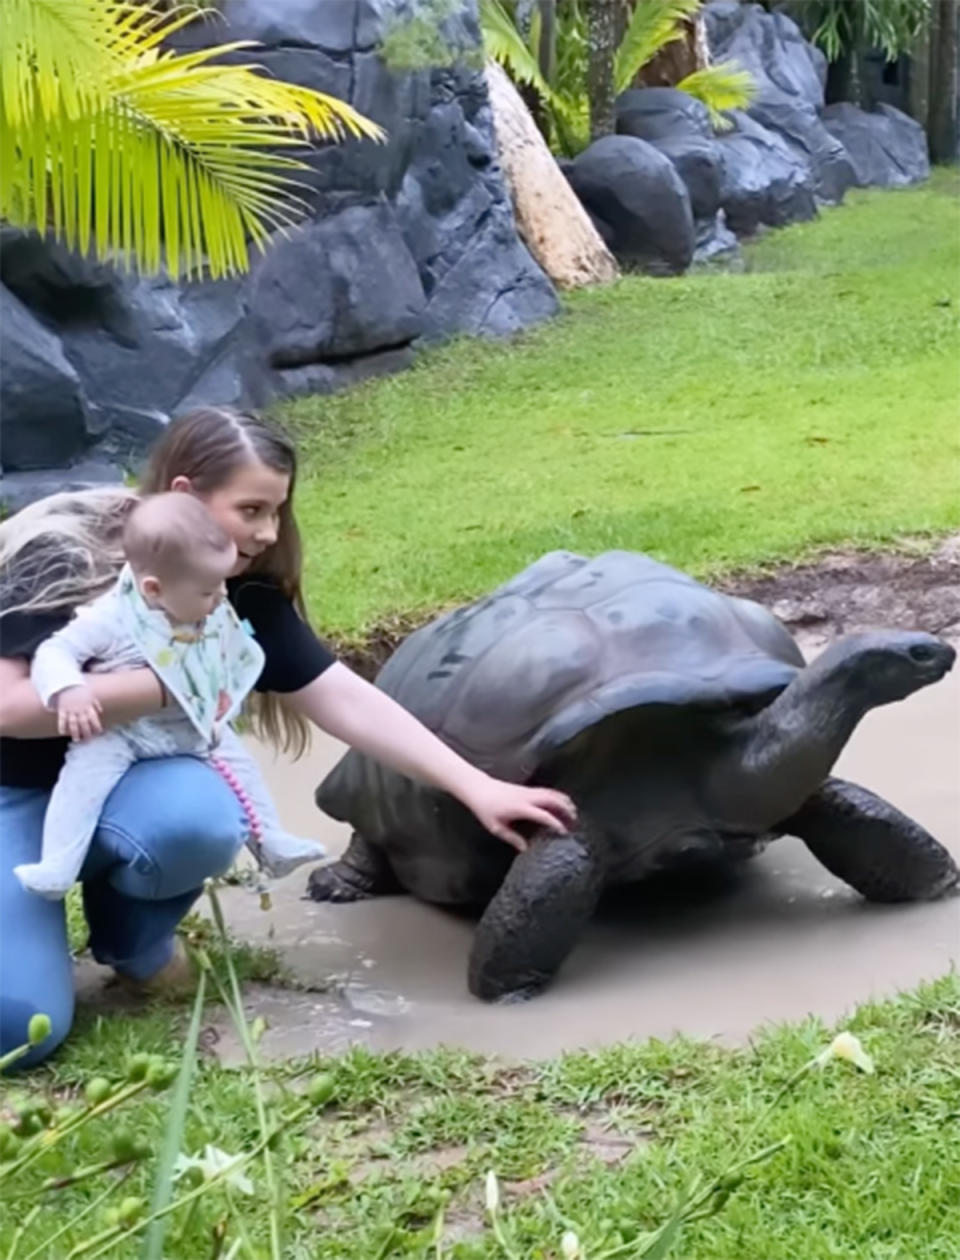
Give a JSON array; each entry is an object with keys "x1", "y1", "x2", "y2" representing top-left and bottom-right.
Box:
[
  {"x1": 468, "y1": 832, "x2": 603, "y2": 1002},
  {"x1": 779, "y1": 777, "x2": 959, "y2": 903},
  {"x1": 306, "y1": 833, "x2": 399, "y2": 903}
]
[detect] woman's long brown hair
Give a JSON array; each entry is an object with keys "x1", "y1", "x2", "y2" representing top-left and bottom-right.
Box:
[{"x1": 140, "y1": 407, "x2": 313, "y2": 757}]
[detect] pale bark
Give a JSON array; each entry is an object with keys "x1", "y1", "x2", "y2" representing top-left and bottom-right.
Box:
[{"x1": 485, "y1": 59, "x2": 618, "y2": 290}]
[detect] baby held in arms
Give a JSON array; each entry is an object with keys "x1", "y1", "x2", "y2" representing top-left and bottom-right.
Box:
[{"x1": 14, "y1": 493, "x2": 325, "y2": 899}]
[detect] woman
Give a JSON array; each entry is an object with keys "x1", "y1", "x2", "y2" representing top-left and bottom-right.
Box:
[{"x1": 0, "y1": 408, "x2": 576, "y2": 1065}]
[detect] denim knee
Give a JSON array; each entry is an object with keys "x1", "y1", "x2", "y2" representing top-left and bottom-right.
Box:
[{"x1": 90, "y1": 757, "x2": 245, "y2": 900}]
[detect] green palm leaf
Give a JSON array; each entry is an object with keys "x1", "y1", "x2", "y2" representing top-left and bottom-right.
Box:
[
  {"x1": 676, "y1": 61, "x2": 756, "y2": 129},
  {"x1": 614, "y1": 0, "x2": 702, "y2": 94},
  {"x1": 480, "y1": 0, "x2": 553, "y2": 96},
  {"x1": 0, "y1": 0, "x2": 383, "y2": 280}
]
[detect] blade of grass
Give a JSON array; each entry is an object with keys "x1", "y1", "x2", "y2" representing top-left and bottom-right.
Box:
[{"x1": 140, "y1": 965, "x2": 208, "y2": 1260}]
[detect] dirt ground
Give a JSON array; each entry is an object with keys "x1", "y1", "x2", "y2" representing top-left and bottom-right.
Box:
[{"x1": 335, "y1": 535, "x2": 960, "y2": 676}]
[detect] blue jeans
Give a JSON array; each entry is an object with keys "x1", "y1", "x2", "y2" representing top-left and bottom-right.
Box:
[{"x1": 1, "y1": 757, "x2": 244, "y2": 1068}]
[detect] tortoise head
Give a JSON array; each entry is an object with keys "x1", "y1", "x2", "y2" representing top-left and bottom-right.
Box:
[{"x1": 814, "y1": 631, "x2": 955, "y2": 707}]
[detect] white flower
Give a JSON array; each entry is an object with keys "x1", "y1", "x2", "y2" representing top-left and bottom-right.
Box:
[
  {"x1": 484, "y1": 1169, "x2": 500, "y2": 1214},
  {"x1": 815, "y1": 1031, "x2": 875, "y2": 1074},
  {"x1": 561, "y1": 1229, "x2": 582, "y2": 1259},
  {"x1": 173, "y1": 1144, "x2": 254, "y2": 1195}
]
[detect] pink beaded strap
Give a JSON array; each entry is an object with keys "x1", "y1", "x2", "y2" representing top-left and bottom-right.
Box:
[{"x1": 210, "y1": 754, "x2": 263, "y2": 863}]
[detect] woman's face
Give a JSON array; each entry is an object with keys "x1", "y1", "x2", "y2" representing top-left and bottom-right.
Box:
[{"x1": 172, "y1": 461, "x2": 291, "y2": 577}]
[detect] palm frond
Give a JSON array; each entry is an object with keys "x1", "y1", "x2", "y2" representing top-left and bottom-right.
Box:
[
  {"x1": 1, "y1": 0, "x2": 201, "y2": 124},
  {"x1": 480, "y1": 0, "x2": 553, "y2": 95},
  {"x1": 676, "y1": 61, "x2": 755, "y2": 130},
  {"x1": 614, "y1": 0, "x2": 702, "y2": 94},
  {"x1": 0, "y1": 3, "x2": 384, "y2": 280}
]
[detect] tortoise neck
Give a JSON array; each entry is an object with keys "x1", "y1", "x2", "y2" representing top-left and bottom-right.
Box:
[{"x1": 716, "y1": 656, "x2": 869, "y2": 828}]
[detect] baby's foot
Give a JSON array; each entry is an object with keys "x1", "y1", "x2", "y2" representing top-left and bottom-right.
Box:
[
  {"x1": 13, "y1": 863, "x2": 73, "y2": 900},
  {"x1": 253, "y1": 832, "x2": 327, "y2": 880}
]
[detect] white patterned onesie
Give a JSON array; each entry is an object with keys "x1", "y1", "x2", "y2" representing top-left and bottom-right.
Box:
[{"x1": 15, "y1": 568, "x2": 326, "y2": 899}]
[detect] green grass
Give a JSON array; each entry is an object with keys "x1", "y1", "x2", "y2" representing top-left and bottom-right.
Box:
[
  {"x1": 2, "y1": 975, "x2": 959, "y2": 1257},
  {"x1": 280, "y1": 171, "x2": 960, "y2": 641}
]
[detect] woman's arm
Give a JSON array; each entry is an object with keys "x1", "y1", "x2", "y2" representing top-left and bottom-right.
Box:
[
  {"x1": 0, "y1": 657, "x2": 166, "y2": 737},
  {"x1": 289, "y1": 663, "x2": 577, "y2": 851}
]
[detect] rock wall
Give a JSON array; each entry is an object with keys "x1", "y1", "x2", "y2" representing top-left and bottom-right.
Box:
[
  {"x1": 566, "y1": 2, "x2": 930, "y2": 275},
  {"x1": 0, "y1": 0, "x2": 556, "y2": 510}
]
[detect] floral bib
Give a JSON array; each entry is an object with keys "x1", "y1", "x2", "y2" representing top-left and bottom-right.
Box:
[{"x1": 116, "y1": 565, "x2": 265, "y2": 742}]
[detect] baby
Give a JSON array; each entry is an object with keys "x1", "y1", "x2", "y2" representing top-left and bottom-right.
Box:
[{"x1": 14, "y1": 493, "x2": 325, "y2": 899}]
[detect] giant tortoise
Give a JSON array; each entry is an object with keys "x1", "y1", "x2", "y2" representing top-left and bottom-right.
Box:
[{"x1": 308, "y1": 550, "x2": 958, "y2": 1000}]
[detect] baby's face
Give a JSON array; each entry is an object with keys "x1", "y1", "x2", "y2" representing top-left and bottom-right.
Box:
[{"x1": 145, "y1": 550, "x2": 235, "y2": 625}]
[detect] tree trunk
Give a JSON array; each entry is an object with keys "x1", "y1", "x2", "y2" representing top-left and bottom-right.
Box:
[
  {"x1": 587, "y1": 0, "x2": 619, "y2": 142},
  {"x1": 635, "y1": 15, "x2": 708, "y2": 88},
  {"x1": 485, "y1": 59, "x2": 619, "y2": 289},
  {"x1": 928, "y1": 0, "x2": 959, "y2": 161}
]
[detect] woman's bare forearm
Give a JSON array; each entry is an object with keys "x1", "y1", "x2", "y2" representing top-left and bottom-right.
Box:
[{"x1": 0, "y1": 658, "x2": 165, "y2": 737}]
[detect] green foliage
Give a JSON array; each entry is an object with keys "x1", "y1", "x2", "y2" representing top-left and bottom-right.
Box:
[
  {"x1": 0, "y1": 0, "x2": 381, "y2": 281},
  {"x1": 482, "y1": 0, "x2": 754, "y2": 155},
  {"x1": 479, "y1": 0, "x2": 554, "y2": 91},
  {"x1": 613, "y1": 0, "x2": 701, "y2": 92},
  {"x1": 3, "y1": 970, "x2": 959, "y2": 1256},
  {"x1": 677, "y1": 63, "x2": 757, "y2": 130},
  {"x1": 784, "y1": 0, "x2": 932, "y2": 62},
  {"x1": 379, "y1": 0, "x2": 483, "y2": 72}
]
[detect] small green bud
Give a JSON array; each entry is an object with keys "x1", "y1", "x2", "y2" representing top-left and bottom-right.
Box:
[
  {"x1": 27, "y1": 1013, "x2": 52, "y2": 1046},
  {"x1": 103, "y1": 1207, "x2": 121, "y2": 1229},
  {"x1": 307, "y1": 1073, "x2": 336, "y2": 1107},
  {"x1": 126, "y1": 1052, "x2": 151, "y2": 1082},
  {"x1": 132, "y1": 1137, "x2": 153, "y2": 1161},
  {"x1": 12, "y1": 1111, "x2": 43, "y2": 1137},
  {"x1": 145, "y1": 1060, "x2": 177, "y2": 1090},
  {"x1": 111, "y1": 1128, "x2": 138, "y2": 1162},
  {"x1": 180, "y1": 1164, "x2": 204, "y2": 1189},
  {"x1": 0, "y1": 1125, "x2": 20, "y2": 1159},
  {"x1": 85, "y1": 1077, "x2": 112, "y2": 1106},
  {"x1": 118, "y1": 1196, "x2": 145, "y2": 1225}
]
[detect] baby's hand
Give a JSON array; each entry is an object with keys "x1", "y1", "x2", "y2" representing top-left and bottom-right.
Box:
[{"x1": 55, "y1": 685, "x2": 103, "y2": 741}]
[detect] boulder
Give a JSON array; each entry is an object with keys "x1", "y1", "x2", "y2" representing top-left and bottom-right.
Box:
[
  {"x1": 652, "y1": 133, "x2": 722, "y2": 222},
  {"x1": 0, "y1": 459, "x2": 125, "y2": 518},
  {"x1": 713, "y1": 109, "x2": 818, "y2": 235},
  {"x1": 822, "y1": 102, "x2": 930, "y2": 188},
  {"x1": 704, "y1": 1, "x2": 855, "y2": 205},
  {"x1": 567, "y1": 136, "x2": 695, "y2": 276},
  {"x1": 614, "y1": 87, "x2": 734, "y2": 263},
  {"x1": 0, "y1": 286, "x2": 91, "y2": 472},
  {"x1": 694, "y1": 210, "x2": 741, "y2": 265},
  {"x1": 616, "y1": 87, "x2": 714, "y2": 141},
  {"x1": 248, "y1": 202, "x2": 426, "y2": 369}
]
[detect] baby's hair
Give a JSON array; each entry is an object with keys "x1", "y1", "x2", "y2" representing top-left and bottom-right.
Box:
[{"x1": 123, "y1": 493, "x2": 234, "y2": 581}]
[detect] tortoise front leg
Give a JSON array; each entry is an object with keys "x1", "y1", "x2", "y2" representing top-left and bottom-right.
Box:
[
  {"x1": 306, "y1": 832, "x2": 399, "y2": 903},
  {"x1": 779, "y1": 777, "x2": 959, "y2": 903},
  {"x1": 468, "y1": 831, "x2": 604, "y2": 1002}
]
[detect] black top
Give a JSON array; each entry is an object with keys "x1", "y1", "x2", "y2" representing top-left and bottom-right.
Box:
[{"x1": 0, "y1": 575, "x2": 337, "y2": 792}]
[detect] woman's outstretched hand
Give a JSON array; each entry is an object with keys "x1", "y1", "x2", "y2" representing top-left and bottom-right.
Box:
[
  {"x1": 292, "y1": 664, "x2": 578, "y2": 852},
  {"x1": 460, "y1": 776, "x2": 578, "y2": 852}
]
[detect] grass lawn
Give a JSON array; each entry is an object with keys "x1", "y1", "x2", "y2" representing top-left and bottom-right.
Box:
[
  {"x1": 281, "y1": 170, "x2": 960, "y2": 643},
  {"x1": 1, "y1": 975, "x2": 958, "y2": 1257}
]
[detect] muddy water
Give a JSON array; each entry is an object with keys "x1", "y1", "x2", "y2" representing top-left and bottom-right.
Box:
[{"x1": 216, "y1": 663, "x2": 959, "y2": 1063}]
